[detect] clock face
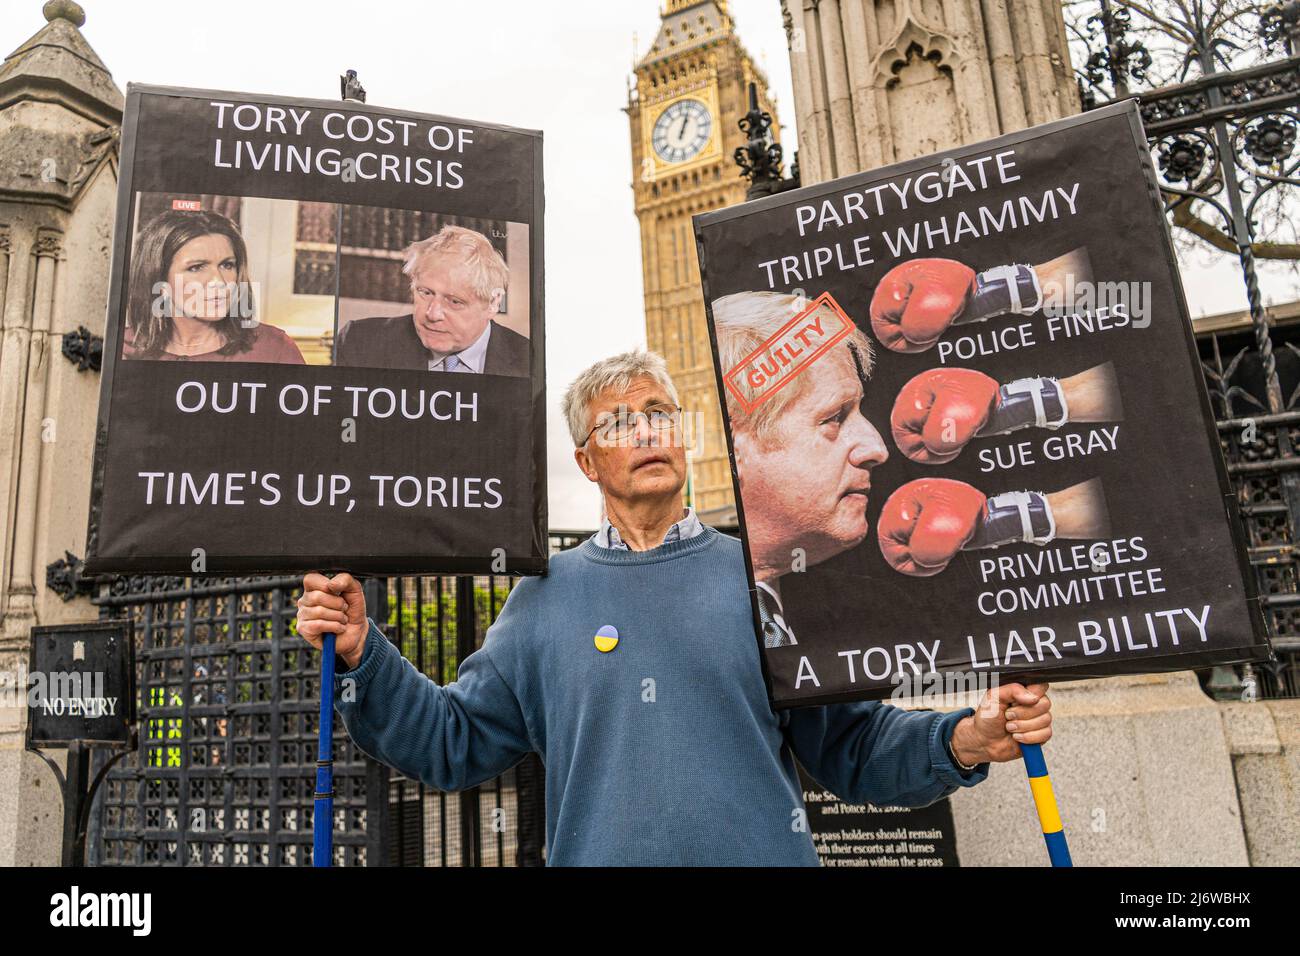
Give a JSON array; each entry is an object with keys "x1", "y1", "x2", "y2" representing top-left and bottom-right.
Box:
[{"x1": 652, "y1": 99, "x2": 713, "y2": 164}]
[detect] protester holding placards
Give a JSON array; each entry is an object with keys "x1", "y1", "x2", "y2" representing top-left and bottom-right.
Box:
[{"x1": 294, "y1": 348, "x2": 1054, "y2": 866}]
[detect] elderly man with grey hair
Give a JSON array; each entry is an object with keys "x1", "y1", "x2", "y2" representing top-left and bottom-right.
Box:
[{"x1": 294, "y1": 347, "x2": 1055, "y2": 865}]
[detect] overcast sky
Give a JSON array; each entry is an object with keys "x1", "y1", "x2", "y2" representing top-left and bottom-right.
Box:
[{"x1": 3, "y1": 0, "x2": 1292, "y2": 529}]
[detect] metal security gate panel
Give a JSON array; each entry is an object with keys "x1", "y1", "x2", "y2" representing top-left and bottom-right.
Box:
[
  {"x1": 86, "y1": 534, "x2": 588, "y2": 866},
  {"x1": 87, "y1": 575, "x2": 380, "y2": 866},
  {"x1": 1199, "y1": 322, "x2": 1300, "y2": 698}
]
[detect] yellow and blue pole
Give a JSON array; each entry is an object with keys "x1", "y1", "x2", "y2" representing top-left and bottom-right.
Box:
[
  {"x1": 1021, "y1": 742, "x2": 1071, "y2": 866},
  {"x1": 313, "y1": 633, "x2": 335, "y2": 867}
]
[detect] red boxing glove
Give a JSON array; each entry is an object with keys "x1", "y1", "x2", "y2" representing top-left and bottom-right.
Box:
[
  {"x1": 891, "y1": 368, "x2": 1000, "y2": 464},
  {"x1": 878, "y1": 478, "x2": 987, "y2": 576},
  {"x1": 869, "y1": 259, "x2": 976, "y2": 354}
]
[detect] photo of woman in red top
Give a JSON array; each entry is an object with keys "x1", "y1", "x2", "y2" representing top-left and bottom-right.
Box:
[{"x1": 122, "y1": 208, "x2": 305, "y2": 363}]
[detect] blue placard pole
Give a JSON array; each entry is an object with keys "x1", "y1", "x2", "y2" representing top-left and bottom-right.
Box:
[
  {"x1": 313, "y1": 69, "x2": 367, "y2": 870},
  {"x1": 313, "y1": 633, "x2": 335, "y2": 867},
  {"x1": 1021, "y1": 742, "x2": 1072, "y2": 866}
]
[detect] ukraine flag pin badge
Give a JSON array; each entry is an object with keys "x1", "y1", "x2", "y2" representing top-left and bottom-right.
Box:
[{"x1": 594, "y1": 624, "x2": 619, "y2": 653}]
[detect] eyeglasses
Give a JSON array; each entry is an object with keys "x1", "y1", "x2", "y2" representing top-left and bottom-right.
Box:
[{"x1": 583, "y1": 402, "x2": 682, "y2": 445}]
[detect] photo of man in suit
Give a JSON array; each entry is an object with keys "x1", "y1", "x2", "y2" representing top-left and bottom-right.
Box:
[
  {"x1": 712, "y1": 290, "x2": 887, "y2": 648},
  {"x1": 334, "y1": 224, "x2": 530, "y2": 376}
]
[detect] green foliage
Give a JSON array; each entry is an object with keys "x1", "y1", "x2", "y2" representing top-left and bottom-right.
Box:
[{"x1": 385, "y1": 582, "x2": 512, "y2": 684}]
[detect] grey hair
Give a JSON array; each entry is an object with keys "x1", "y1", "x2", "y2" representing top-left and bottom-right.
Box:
[
  {"x1": 562, "y1": 348, "x2": 680, "y2": 446},
  {"x1": 712, "y1": 291, "x2": 874, "y2": 446},
  {"x1": 402, "y1": 224, "x2": 509, "y2": 303}
]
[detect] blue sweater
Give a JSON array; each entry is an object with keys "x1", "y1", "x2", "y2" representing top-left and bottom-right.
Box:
[{"x1": 334, "y1": 526, "x2": 988, "y2": 865}]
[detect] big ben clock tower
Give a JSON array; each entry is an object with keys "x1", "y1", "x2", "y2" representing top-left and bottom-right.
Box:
[{"x1": 627, "y1": 0, "x2": 781, "y2": 526}]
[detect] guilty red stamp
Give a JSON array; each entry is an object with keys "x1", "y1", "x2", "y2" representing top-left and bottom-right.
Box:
[{"x1": 722, "y1": 291, "x2": 856, "y2": 413}]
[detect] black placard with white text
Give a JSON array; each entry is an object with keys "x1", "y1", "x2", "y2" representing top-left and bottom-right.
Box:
[
  {"x1": 798, "y1": 766, "x2": 958, "y2": 868},
  {"x1": 695, "y1": 101, "x2": 1271, "y2": 707},
  {"x1": 85, "y1": 85, "x2": 546, "y2": 575}
]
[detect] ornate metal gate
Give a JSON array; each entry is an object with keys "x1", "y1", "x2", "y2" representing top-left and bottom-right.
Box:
[
  {"x1": 85, "y1": 574, "x2": 381, "y2": 865},
  {"x1": 1198, "y1": 319, "x2": 1300, "y2": 698}
]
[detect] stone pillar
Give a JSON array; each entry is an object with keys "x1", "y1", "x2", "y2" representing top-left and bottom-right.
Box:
[
  {"x1": 948, "y1": 673, "x2": 1251, "y2": 866},
  {"x1": 0, "y1": 0, "x2": 122, "y2": 866},
  {"x1": 4, "y1": 235, "x2": 61, "y2": 637},
  {"x1": 1220, "y1": 699, "x2": 1300, "y2": 866},
  {"x1": 781, "y1": 0, "x2": 1079, "y2": 182}
]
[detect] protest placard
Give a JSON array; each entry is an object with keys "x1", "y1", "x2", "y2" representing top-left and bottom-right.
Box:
[
  {"x1": 696, "y1": 100, "x2": 1272, "y2": 706},
  {"x1": 85, "y1": 85, "x2": 546, "y2": 575}
]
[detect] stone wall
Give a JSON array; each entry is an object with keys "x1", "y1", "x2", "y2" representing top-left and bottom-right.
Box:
[
  {"x1": 781, "y1": 0, "x2": 1078, "y2": 183},
  {"x1": 0, "y1": 0, "x2": 122, "y2": 866}
]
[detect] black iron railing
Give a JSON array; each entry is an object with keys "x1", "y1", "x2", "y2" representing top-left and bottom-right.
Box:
[
  {"x1": 85, "y1": 574, "x2": 381, "y2": 865},
  {"x1": 1074, "y1": 0, "x2": 1300, "y2": 700},
  {"x1": 1199, "y1": 321, "x2": 1300, "y2": 698},
  {"x1": 85, "y1": 532, "x2": 592, "y2": 867}
]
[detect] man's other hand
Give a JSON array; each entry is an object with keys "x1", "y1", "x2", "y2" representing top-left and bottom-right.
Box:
[
  {"x1": 297, "y1": 572, "x2": 369, "y2": 670},
  {"x1": 951, "y1": 682, "x2": 1052, "y2": 765}
]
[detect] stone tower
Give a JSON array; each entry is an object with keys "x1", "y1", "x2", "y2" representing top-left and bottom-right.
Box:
[
  {"x1": 627, "y1": 0, "x2": 782, "y2": 525},
  {"x1": 781, "y1": 0, "x2": 1079, "y2": 183},
  {"x1": 0, "y1": 0, "x2": 121, "y2": 865}
]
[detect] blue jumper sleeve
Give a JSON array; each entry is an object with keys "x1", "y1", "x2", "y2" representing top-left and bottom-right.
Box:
[
  {"x1": 333, "y1": 618, "x2": 534, "y2": 792},
  {"x1": 783, "y1": 702, "x2": 989, "y2": 807}
]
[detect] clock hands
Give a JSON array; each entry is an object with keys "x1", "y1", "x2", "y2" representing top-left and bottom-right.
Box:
[{"x1": 654, "y1": 102, "x2": 709, "y2": 161}]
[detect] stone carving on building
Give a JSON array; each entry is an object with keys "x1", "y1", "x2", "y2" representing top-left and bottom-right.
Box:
[
  {"x1": 60, "y1": 325, "x2": 102, "y2": 372},
  {"x1": 782, "y1": 0, "x2": 1079, "y2": 182}
]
